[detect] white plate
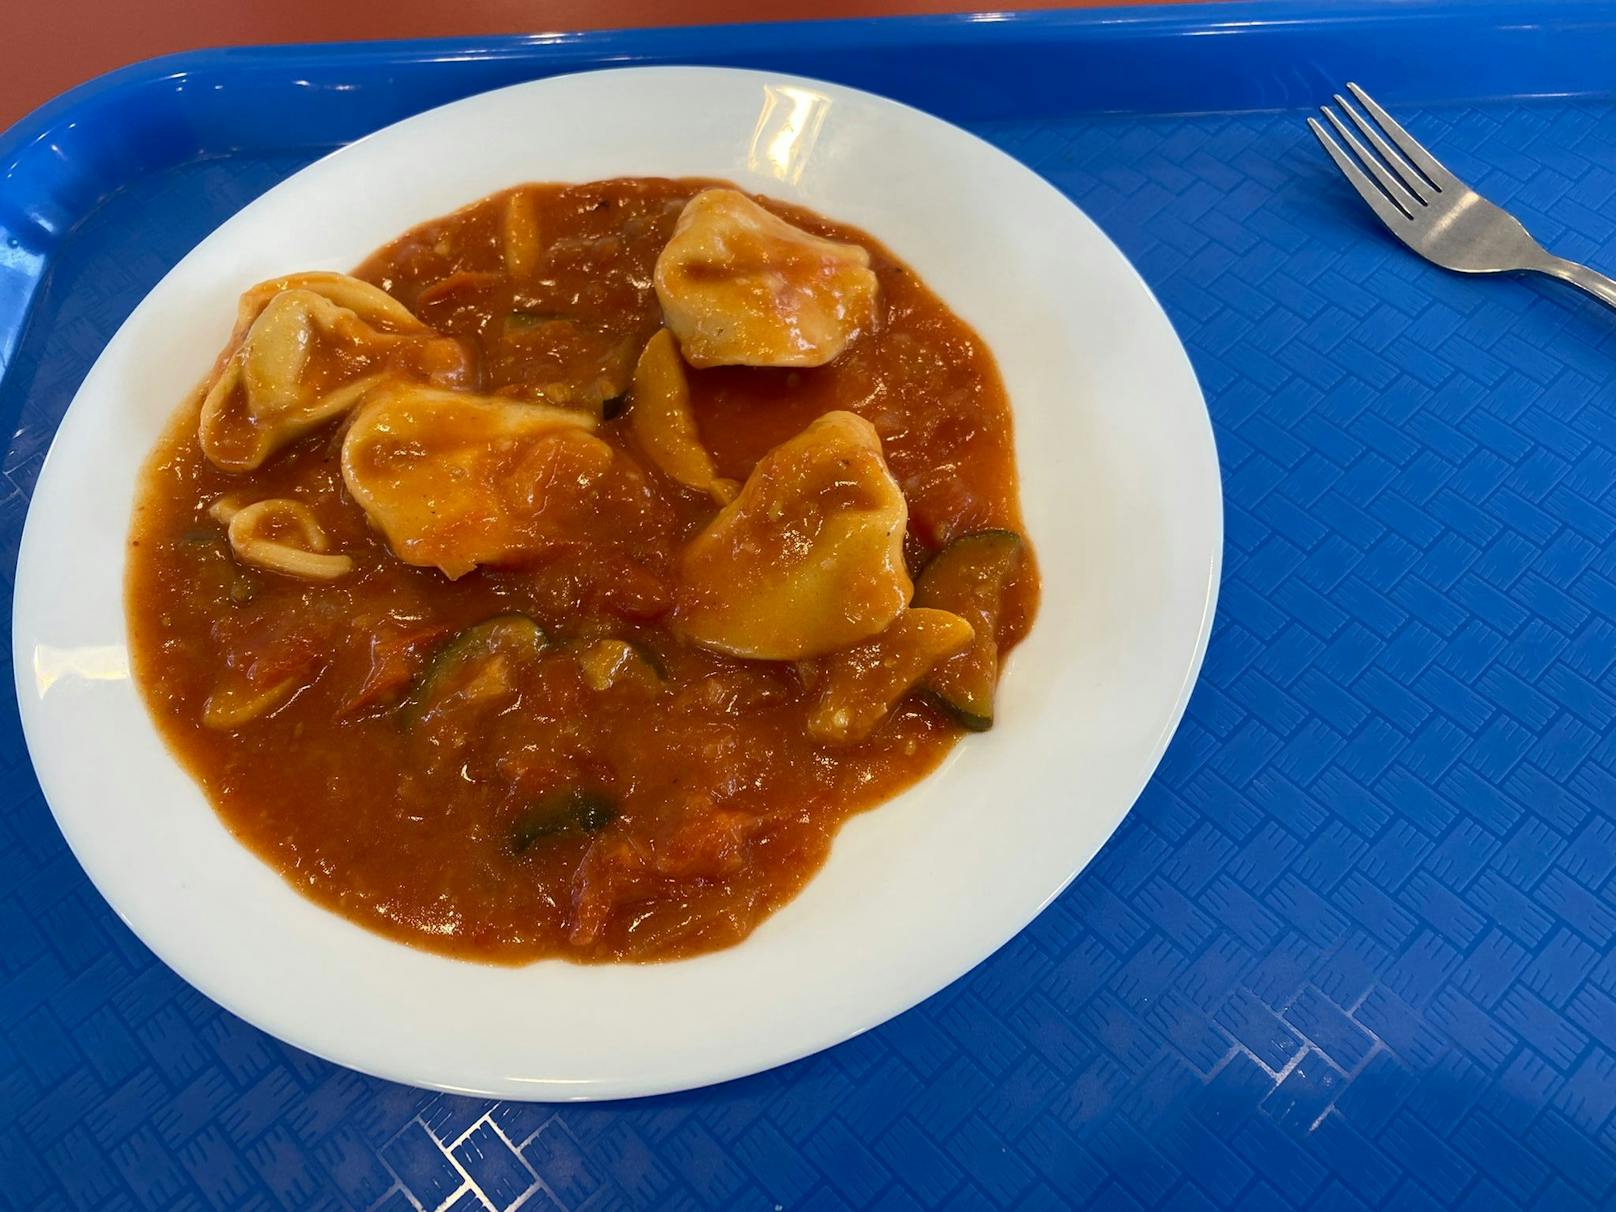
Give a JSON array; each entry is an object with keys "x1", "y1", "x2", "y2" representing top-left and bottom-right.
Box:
[{"x1": 13, "y1": 67, "x2": 1220, "y2": 1100}]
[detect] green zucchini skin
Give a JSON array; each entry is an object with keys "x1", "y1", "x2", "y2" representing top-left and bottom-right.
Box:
[
  {"x1": 511, "y1": 789, "x2": 617, "y2": 854},
  {"x1": 399, "y1": 614, "x2": 546, "y2": 730},
  {"x1": 913, "y1": 530, "x2": 1024, "y2": 731}
]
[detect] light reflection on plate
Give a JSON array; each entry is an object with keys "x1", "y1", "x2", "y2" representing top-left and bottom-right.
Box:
[{"x1": 748, "y1": 85, "x2": 833, "y2": 184}]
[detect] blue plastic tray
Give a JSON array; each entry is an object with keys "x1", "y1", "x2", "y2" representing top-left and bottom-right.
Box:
[{"x1": 6, "y1": 1, "x2": 1616, "y2": 1207}]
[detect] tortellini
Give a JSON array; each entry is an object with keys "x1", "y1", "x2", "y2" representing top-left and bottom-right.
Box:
[
  {"x1": 199, "y1": 273, "x2": 468, "y2": 472},
  {"x1": 210, "y1": 496, "x2": 353, "y2": 581},
  {"x1": 340, "y1": 384, "x2": 612, "y2": 579},
  {"x1": 654, "y1": 189, "x2": 879, "y2": 369},
  {"x1": 674, "y1": 410, "x2": 912, "y2": 659},
  {"x1": 235, "y1": 271, "x2": 427, "y2": 332}
]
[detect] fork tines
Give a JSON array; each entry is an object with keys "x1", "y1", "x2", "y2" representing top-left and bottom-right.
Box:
[{"x1": 1308, "y1": 82, "x2": 1456, "y2": 226}]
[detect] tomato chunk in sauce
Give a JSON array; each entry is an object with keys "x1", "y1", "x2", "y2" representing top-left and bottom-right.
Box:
[{"x1": 126, "y1": 177, "x2": 1038, "y2": 962}]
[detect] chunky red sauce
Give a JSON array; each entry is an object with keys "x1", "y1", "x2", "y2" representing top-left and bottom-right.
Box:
[{"x1": 127, "y1": 177, "x2": 1037, "y2": 962}]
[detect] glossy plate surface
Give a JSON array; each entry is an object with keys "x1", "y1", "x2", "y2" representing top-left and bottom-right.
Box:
[{"x1": 12, "y1": 66, "x2": 1219, "y2": 1099}]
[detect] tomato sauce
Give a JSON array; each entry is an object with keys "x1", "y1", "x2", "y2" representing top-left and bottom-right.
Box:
[{"x1": 126, "y1": 178, "x2": 1037, "y2": 962}]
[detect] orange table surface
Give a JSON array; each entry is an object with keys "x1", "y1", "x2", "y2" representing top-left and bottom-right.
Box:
[{"x1": 5, "y1": 0, "x2": 1165, "y2": 134}]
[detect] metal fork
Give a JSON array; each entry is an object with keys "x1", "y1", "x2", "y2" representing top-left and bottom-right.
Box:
[{"x1": 1309, "y1": 83, "x2": 1616, "y2": 313}]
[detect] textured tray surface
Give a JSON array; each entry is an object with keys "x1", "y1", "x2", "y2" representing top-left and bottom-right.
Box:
[{"x1": 5, "y1": 11, "x2": 1616, "y2": 1210}]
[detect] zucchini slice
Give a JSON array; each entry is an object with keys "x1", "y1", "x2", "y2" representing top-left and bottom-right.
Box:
[
  {"x1": 399, "y1": 614, "x2": 545, "y2": 729},
  {"x1": 808, "y1": 607, "x2": 974, "y2": 744},
  {"x1": 571, "y1": 637, "x2": 666, "y2": 691},
  {"x1": 912, "y1": 530, "x2": 1024, "y2": 730},
  {"x1": 511, "y1": 789, "x2": 618, "y2": 854},
  {"x1": 629, "y1": 328, "x2": 737, "y2": 504}
]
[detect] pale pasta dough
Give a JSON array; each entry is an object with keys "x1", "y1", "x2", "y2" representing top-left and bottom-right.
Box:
[
  {"x1": 198, "y1": 273, "x2": 467, "y2": 472},
  {"x1": 340, "y1": 384, "x2": 608, "y2": 579},
  {"x1": 654, "y1": 189, "x2": 879, "y2": 368},
  {"x1": 674, "y1": 410, "x2": 912, "y2": 659},
  {"x1": 223, "y1": 497, "x2": 353, "y2": 581}
]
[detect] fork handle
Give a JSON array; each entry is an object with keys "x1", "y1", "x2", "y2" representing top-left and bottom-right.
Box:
[{"x1": 1534, "y1": 255, "x2": 1616, "y2": 313}]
